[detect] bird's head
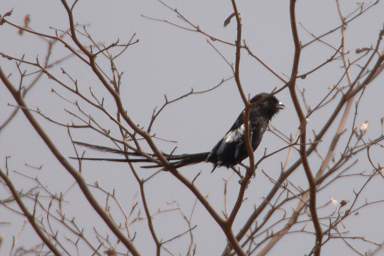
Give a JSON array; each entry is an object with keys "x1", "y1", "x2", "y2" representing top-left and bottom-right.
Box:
[{"x1": 250, "y1": 93, "x2": 284, "y2": 118}]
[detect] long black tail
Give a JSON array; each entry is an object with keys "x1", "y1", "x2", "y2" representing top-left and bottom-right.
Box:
[
  {"x1": 70, "y1": 141, "x2": 209, "y2": 168},
  {"x1": 156, "y1": 152, "x2": 209, "y2": 168}
]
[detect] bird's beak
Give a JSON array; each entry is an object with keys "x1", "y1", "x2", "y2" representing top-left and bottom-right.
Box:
[{"x1": 277, "y1": 102, "x2": 285, "y2": 110}]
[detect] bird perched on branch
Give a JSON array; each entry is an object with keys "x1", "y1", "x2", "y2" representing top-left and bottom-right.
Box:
[{"x1": 72, "y1": 93, "x2": 284, "y2": 170}]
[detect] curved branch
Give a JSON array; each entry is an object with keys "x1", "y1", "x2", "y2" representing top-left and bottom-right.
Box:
[
  {"x1": 286, "y1": 1, "x2": 322, "y2": 255},
  {"x1": 0, "y1": 168, "x2": 62, "y2": 256}
]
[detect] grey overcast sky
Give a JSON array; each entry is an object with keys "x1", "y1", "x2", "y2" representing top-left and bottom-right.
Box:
[{"x1": 1, "y1": 0, "x2": 384, "y2": 255}]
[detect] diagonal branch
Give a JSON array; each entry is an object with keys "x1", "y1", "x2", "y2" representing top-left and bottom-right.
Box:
[{"x1": 0, "y1": 68, "x2": 142, "y2": 256}]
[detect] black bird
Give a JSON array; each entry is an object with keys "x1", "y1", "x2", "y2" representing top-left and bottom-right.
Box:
[{"x1": 72, "y1": 93, "x2": 284, "y2": 169}]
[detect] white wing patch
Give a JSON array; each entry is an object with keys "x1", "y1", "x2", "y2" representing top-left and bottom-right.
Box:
[{"x1": 224, "y1": 124, "x2": 245, "y2": 143}]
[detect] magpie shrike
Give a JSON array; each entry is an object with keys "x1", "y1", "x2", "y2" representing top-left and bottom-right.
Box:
[{"x1": 72, "y1": 93, "x2": 284, "y2": 169}]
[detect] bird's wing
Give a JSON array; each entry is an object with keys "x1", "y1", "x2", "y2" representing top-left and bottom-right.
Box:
[
  {"x1": 227, "y1": 110, "x2": 245, "y2": 132},
  {"x1": 222, "y1": 109, "x2": 253, "y2": 144},
  {"x1": 207, "y1": 110, "x2": 246, "y2": 163}
]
